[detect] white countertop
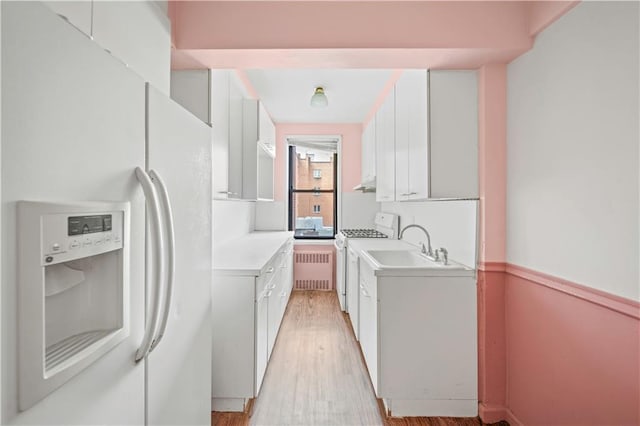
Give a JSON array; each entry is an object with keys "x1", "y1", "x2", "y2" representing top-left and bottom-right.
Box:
[{"x1": 214, "y1": 231, "x2": 294, "y2": 276}]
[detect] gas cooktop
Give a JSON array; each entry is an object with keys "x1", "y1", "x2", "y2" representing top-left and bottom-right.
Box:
[{"x1": 340, "y1": 229, "x2": 390, "y2": 239}]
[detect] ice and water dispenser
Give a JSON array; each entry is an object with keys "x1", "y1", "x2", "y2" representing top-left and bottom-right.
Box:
[{"x1": 18, "y1": 201, "x2": 130, "y2": 410}]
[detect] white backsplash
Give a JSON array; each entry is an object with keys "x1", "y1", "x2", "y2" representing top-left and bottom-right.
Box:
[
  {"x1": 255, "y1": 201, "x2": 287, "y2": 231},
  {"x1": 341, "y1": 192, "x2": 380, "y2": 229},
  {"x1": 213, "y1": 199, "x2": 256, "y2": 247},
  {"x1": 380, "y1": 200, "x2": 478, "y2": 268}
]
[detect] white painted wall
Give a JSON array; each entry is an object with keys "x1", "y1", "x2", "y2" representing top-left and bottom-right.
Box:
[
  {"x1": 381, "y1": 200, "x2": 478, "y2": 268},
  {"x1": 255, "y1": 200, "x2": 287, "y2": 231},
  {"x1": 213, "y1": 200, "x2": 256, "y2": 247},
  {"x1": 507, "y1": 1, "x2": 639, "y2": 300},
  {"x1": 342, "y1": 192, "x2": 380, "y2": 229}
]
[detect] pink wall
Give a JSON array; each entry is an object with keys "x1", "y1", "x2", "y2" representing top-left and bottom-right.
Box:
[
  {"x1": 169, "y1": 1, "x2": 533, "y2": 69},
  {"x1": 477, "y1": 267, "x2": 507, "y2": 422},
  {"x1": 477, "y1": 64, "x2": 507, "y2": 264},
  {"x1": 274, "y1": 123, "x2": 363, "y2": 202},
  {"x1": 505, "y1": 267, "x2": 640, "y2": 426},
  {"x1": 173, "y1": 2, "x2": 531, "y2": 50},
  {"x1": 479, "y1": 264, "x2": 640, "y2": 425},
  {"x1": 477, "y1": 64, "x2": 508, "y2": 422}
]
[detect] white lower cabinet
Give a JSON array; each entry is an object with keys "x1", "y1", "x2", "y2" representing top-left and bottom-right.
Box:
[
  {"x1": 358, "y1": 261, "x2": 478, "y2": 417},
  {"x1": 211, "y1": 238, "x2": 293, "y2": 411},
  {"x1": 358, "y1": 261, "x2": 378, "y2": 395},
  {"x1": 255, "y1": 285, "x2": 269, "y2": 395},
  {"x1": 346, "y1": 247, "x2": 360, "y2": 339}
]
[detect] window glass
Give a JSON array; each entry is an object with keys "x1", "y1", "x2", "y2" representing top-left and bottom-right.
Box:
[{"x1": 289, "y1": 145, "x2": 337, "y2": 239}]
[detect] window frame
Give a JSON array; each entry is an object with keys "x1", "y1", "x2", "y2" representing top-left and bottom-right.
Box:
[{"x1": 288, "y1": 145, "x2": 338, "y2": 240}]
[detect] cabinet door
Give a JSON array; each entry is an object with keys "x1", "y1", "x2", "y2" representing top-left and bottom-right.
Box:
[
  {"x1": 358, "y1": 261, "x2": 378, "y2": 395},
  {"x1": 361, "y1": 118, "x2": 376, "y2": 184},
  {"x1": 407, "y1": 70, "x2": 429, "y2": 200},
  {"x1": 258, "y1": 102, "x2": 276, "y2": 149},
  {"x1": 395, "y1": 70, "x2": 428, "y2": 201},
  {"x1": 279, "y1": 244, "x2": 294, "y2": 319},
  {"x1": 394, "y1": 74, "x2": 411, "y2": 201},
  {"x1": 375, "y1": 88, "x2": 395, "y2": 202},
  {"x1": 255, "y1": 289, "x2": 269, "y2": 395},
  {"x1": 429, "y1": 70, "x2": 478, "y2": 198},
  {"x1": 43, "y1": 1, "x2": 92, "y2": 36},
  {"x1": 170, "y1": 70, "x2": 210, "y2": 125},
  {"x1": 267, "y1": 268, "x2": 282, "y2": 360},
  {"x1": 346, "y1": 248, "x2": 360, "y2": 339},
  {"x1": 211, "y1": 70, "x2": 231, "y2": 199},
  {"x1": 228, "y1": 72, "x2": 244, "y2": 199},
  {"x1": 92, "y1": 1, "x2": 170, "y2": 95}
]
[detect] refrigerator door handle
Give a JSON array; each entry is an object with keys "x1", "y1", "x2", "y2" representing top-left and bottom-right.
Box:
[
  {"x1": 134, "y1": 167, "x2": 166, "y2": 362},
  {"x1": 148, "y1": 169, "x2": 175, "y2": 352}
]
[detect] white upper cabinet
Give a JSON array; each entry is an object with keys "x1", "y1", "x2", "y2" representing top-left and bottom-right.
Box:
[
  {"x1": 43, "y1": 1, "x2": 170, "y2": 95},
  {"x1": 243, "y1": 100, "x2": 276, "y2": 201},
  {"x1": 375, "y1": 87, "x2": 396, "y2": 202},
  {"x1": 43, "y1": 1, "x2": 92, "y2": 37},
  {"x1": 258, "y1": 102, "x2": 276, "y2": 151},
  {"x1": 210, "y1": 70, "x2": 231, "y2": 199},
  {"x1": 170, "y1": 70, "x2": 211, "y2": 125},
  {"x1": 172, "y1": 69, "x2": 254, "y2": 200},
  {"x1": 395, "y1": 69, "x2": 429, "y2": 201},
  {"x1": 377, "y1": 69, "x2": 478, "y2": 201},
  {"x1": 361, "y1": 117, "x2": 376, "y2": 185},
  {"x1": 428, "y1": 70, "x2": 478, "y2": 199},
  {"x1": 92, "y1": 1, "x2": 171, "y2": 95}
]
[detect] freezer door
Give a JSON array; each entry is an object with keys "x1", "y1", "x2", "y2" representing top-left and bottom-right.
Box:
[
  {"x1": 145, "y1": 84, "x2": 213, "y2": 426},
  {"x1": 2, "y1": 3, "x2": 145, "y2": 424}
]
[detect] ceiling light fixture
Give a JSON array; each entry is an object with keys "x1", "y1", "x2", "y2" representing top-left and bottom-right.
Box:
[{"x1": 310, "y1": 87, "x2": 328, "y2": 108}]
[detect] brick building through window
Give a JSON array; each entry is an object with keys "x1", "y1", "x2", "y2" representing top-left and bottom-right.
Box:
[{"x1": 289, "y1": 145, "x2": 337, "y2": 238}]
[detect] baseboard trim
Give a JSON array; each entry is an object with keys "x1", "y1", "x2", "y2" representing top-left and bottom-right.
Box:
[
  {"x1": 211, "y1": 397, "x2": 249, "y2": 412},
  {"x1": 504, "y1": 408, "x2": 524, "y2": 426},
  {"x1": 478, "y1": 403, "x2": 507, "y2": 424},
  {"x1": 478, "y1": 403, "x2": 524, "y2": 426}
]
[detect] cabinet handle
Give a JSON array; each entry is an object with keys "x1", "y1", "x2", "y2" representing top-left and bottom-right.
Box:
[
  {"x1": 266, "y1": 267, "x2": 275, "y2": 274},
  {"x1": 266, "y1": 290, "x2": 273, "y2": 298},
  {"x1": 217, "y1": 191, "x2": 239, "y2": 196}
]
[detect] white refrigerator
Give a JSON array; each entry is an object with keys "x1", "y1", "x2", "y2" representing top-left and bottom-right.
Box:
[{"x1": 1, "y1": 2, "x2": 211, "y2": 425}]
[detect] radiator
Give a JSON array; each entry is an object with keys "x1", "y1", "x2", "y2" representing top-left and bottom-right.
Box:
[{"x1": 293, "y1": 251, "x2": 334, "y2": 290}]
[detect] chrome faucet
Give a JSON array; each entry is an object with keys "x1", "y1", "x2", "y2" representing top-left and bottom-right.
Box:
[{"x1": 398, "y1": 224, "x2": 434, "y2": 258}]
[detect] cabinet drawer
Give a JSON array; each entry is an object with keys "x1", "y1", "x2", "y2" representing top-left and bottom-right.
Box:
[{"x1": 256, "y1": 262, "x2": 279, "y2": 294}]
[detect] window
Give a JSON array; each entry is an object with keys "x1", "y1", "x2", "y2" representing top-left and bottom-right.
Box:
[{"x1": 288, "y1": 145, "x2": 337, "y2": 239}]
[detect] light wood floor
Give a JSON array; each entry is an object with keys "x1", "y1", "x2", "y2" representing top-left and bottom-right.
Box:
[{"x1": 212, "y1": 290, "x2": 508, "y2": 426}]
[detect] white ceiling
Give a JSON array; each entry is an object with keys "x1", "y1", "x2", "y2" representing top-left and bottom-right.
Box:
[{"x1": 244, "y1": 69, "x2": 395, "y2": 124}]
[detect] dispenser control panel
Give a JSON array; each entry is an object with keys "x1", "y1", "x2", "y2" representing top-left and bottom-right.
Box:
[
  {"x1": 42, "y1": 210, "x2": 124, "y2": 266},
  {"x1": 68, "y1": 214, "x2": 112, "y2": 236}
]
